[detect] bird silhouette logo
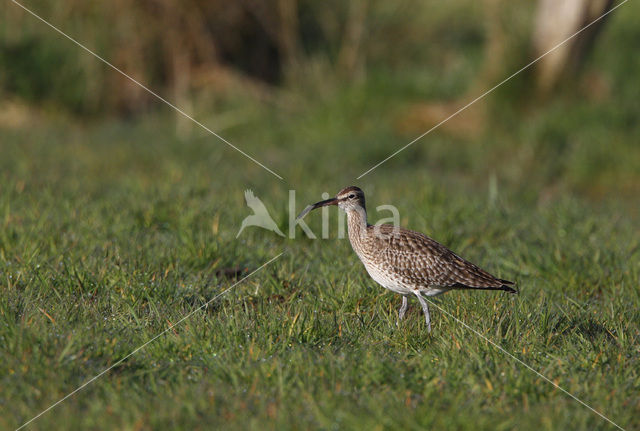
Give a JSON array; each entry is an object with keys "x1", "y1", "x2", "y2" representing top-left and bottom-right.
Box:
[{"x1": 236, "y1": 190, "x2": 285, "y2": 238}]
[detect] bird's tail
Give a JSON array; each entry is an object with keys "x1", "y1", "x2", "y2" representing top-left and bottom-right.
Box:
[
  {"x1": 470, "y1": 284, "x2": 518, "y2": 294},
  {"x1": 453, "y1": 280, "x2": 518, "y2": 294},
  {"x1": 497, "y1": 279, "x2": 518, "y2": 294}
]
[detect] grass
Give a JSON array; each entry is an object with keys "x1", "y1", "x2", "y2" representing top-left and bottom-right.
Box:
[
  {"x1": 1, "y1": 118, "x2": 638, "y2": 431},
  {"x1": 2, "y1": 3, "x2": 640, "y2": 430}
]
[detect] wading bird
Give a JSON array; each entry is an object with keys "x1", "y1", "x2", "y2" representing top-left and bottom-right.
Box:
[{"x1": 297, "y1": 186, "x2": 516, "y2": 332}]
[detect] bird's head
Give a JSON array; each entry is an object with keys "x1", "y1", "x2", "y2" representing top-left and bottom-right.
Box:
[{"x1": 296, "y1": 186, "x2": 365, "y2": 220}]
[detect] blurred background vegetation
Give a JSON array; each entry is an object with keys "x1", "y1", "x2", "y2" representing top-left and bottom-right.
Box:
[
  {"x1": 3, "y1": 0, "x2": 497, "y2": 113},
  {"x1": 1, "y1": 0, "x2": 638, "y2": 207}
]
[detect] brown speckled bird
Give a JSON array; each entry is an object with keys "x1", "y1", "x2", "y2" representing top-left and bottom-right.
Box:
[{"x1": 297, "y1": 186, "x2": 516, "y2": 332}]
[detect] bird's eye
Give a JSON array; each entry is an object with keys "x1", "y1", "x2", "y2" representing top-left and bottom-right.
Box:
[{"x1": 348, "y1": 194, "x2": 355, "y2": 199}]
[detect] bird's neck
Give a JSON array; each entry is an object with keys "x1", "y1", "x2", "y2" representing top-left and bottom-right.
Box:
[{"x1": 346, "y1": 207, "x2": 368, "y2": 244}]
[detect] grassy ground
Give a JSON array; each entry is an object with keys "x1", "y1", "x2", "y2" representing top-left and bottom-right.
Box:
[{"x1": 2, "y1": 3, "x2": 640, "y2": 430}]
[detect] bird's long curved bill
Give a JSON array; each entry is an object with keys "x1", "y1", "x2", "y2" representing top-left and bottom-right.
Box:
[{"x1": 296, "y1": 198, "x2": 338, "y2": 220}]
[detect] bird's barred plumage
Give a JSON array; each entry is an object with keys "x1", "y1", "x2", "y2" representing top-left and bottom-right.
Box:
[
  {"x1": 298, "y1": 185, "x2": 516, "y2": 332},
  {"x1": 354, "y1": 224, "x2": 516, "y2": 295}
]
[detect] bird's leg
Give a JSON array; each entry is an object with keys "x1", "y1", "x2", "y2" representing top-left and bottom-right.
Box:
[
  {"x1": 397, "y1": 295, "x2": 408, "y2": 326},
  {"x1": 413, "y1": 292, "x2": 431, "y2": 333}
]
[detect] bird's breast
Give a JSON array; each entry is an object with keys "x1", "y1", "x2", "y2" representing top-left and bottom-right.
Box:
[{"x1": 360, "y1": 260, "x2": 412, "y2": 294}]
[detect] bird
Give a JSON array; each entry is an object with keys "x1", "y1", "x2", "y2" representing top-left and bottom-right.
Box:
[
  {"x1": 237, "y1": 190, "x2": 285, "y2": 238},
  {"x1": 297, "y1": 186, "x2": 516, "y2": 332}
]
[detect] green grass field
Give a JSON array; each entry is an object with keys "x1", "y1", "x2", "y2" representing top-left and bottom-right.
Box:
[{"x1": 2, "y1": 3, "x2": 640, "y2": 430}]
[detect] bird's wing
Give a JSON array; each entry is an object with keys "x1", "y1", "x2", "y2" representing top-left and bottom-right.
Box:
[
  {"x1": 371, "y1": 225, "x2": 511, "y2": 289},
  {"x1": 244, "y1": 189, "x2": 255, "y2": 202}
]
